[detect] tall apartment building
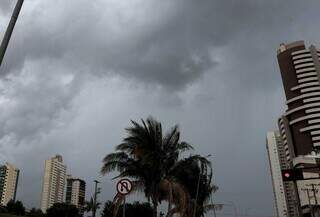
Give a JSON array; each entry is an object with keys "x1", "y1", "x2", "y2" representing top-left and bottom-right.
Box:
[
  {"x1": 40, "y1": 155, "x2": 67, "y2": 213},
  {"x1": 0, "y1": 163, "x2": 19, "y2": 206},
  {"x1": 267, "y1": 41, "x2": 320, "y2": 217},
  {"x1": 277, "y1": 41, "x2": 320, "y2": 156},
  {"x1": 66, "y1": 176, "x2": 86, "y2": 215},
  {"x1": 266, "y1": 132, "x2": 289, "y2": 217}
]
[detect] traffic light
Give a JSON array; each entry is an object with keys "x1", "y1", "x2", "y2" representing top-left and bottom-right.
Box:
[{"x1": 281, "y1": 169, "x2": 304, "y2": 181}]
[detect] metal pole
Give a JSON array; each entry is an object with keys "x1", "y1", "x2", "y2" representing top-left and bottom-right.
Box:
[
  {"x1": 311, "y1": 184, "x2": 318, "y2": 217},
  {"x1": 212, "y1": 205, "x2": 217, "y2": 217},
  {"x1": 193, "y1": 171, "x2": 201, "y2": 217},
  {"x1": 211, "y1": 160, "x2": 217, "y2": 217},
  {"x1": 0, "y1": 0, "x2": 24, "y2": 67},
  {"x1": 312, "y1": 184, "x2": 318, "y2": 205},
  {"x1": 123, "y1": 196, "x2": 126, "y2": 217},
  {"x1": 226, "y1": 202, "x2": 238, "y2": 217},
  {"x1": 293, "y1": 181, "x2": 303, "y2": 217},
  {"x1": 307, "y1": 189, "x2": 314, "y2": 217},
  {"x1": 93, "y1": 180, "x2": 100, "y2": 217},
  {"x1": 193, "y1": 154, "x2": 211, "y2": 217}
]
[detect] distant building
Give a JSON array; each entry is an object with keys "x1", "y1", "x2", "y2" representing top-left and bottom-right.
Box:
[
  {"x1": 0, "y1": 163, "x2": 19, "y2": 206},
  {"x1": 66, "y1": 176, "x2": 86, "y2": 215},
  {"x1": 40, "y1": 155, "x2": 67, "y2": 213}
]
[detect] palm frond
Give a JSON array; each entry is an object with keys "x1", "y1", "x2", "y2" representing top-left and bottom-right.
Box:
[
  {"x1": 101, "y1": 152, "x2": 131, "y2": 174},
  {"x1": 102, "y1": 152, "x2": 129, "y2": 163},
  {"x1": 177, "y1": 142, "x2": 194, "y2": 152},
  {"x1": 116, "y1": 143, "x2": 135, "y2": 152},
  {"x1": 132, "y1": 180, "x2": 145, "y2": 193}
]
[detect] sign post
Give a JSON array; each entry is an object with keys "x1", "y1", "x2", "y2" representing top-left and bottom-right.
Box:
[{"x1": 116, "y1": 179, "x2": 133, "y2": 217}]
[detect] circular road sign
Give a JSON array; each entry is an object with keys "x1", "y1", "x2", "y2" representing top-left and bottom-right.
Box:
[{"x1": 117, "y1": 179, "x2": 133, "y2": 195}]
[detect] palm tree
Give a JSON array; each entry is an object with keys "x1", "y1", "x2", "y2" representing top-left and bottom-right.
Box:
[
  {"x1": 84, "y1": 197, "x2": 101, "y2": 217},
  {"x1": 101, "y1": 117, "x2": 212, "y2": 217},
  {"x1": 171, "y1": 157, "x2": 221, "y2": 217}
]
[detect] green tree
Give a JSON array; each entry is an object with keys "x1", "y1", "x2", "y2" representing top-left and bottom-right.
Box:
[
  {"x1": 6, "y1": 200, "x2": 25, "y2": 216},
  {"x1": 84, "y1": 197, "x2": 101, "y2": 216},
  {"x1": 101, "y1": 201, "x2": 153, "y2": 217},
  {"x1": 101, "y1": 117, "x2": 212, "y2": 217},
  {"x1": 0, "y1": 204, "x2": 8, "y2": 213},
  {"x1": 27, "y1": 208, "x2": 45, "y2": 217},
  {"x1": 46, "y1": 203, "x2": 79, "y2": 217}
]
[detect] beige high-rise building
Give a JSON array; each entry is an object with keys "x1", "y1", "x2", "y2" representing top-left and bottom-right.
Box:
[
  {"x1": 40, "y1": 155, "x2": 67, "y2": 213},
  {"x1": 66, "y1": 176, "x2": 86, "y2": 215},
  {"x1": 0, "y1": 163, "x2": 19, "y2": 206}
]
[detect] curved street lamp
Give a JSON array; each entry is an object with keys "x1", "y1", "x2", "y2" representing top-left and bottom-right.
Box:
[{"x1": 0, "y1": 0, "x2": 24, "y2": 67}]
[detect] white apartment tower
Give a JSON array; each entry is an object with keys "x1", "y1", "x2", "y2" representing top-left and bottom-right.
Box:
[
  {"x1": 266, "y1": 132, "x2": 289, "y2": 217},
  {"x1": 0, "y1": 163, "x2": 19, "y2": 206},
  {"x1": 40, "y1": 155, "x2": 67, "y2": 213}
]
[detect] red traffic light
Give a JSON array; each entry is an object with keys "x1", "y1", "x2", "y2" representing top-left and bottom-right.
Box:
[{"x1": 281, "y1": 169, "x2": 303, "y2": 181}]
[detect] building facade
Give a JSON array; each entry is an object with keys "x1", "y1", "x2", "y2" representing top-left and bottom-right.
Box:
[
  {"x1": 277, "y1": 41, "x2": 320, "y2": 156},
  {"x1": 266, "y1": 132, "x2": 289, "y2": 217},
  {"x1": 40, "y1": 155, "x2": 67, "y2": 213},
  {"x1": 66, "y1": 176, "x2": 86, "y2": 215},
  {"x1": 267, "y1": 41, "x2": 320, "y2": 217},
  {"x1": 0, "y1": 163, "x2": 19, "y2": 206},
  {"x1": 267, "y1": 131, "x2": 300, "y2": 217}
]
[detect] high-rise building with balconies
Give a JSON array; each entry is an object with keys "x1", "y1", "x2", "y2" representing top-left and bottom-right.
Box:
[
  {"x1": 0, "y1": 163, "x2": 19, "y2": 206},
  {"x1": 40, "y1": 155, "x2": 67, "y2": 213},
  {"x1": 267, "y1": 41, "x2": 320, "y2": 217},
  {"x1": 277, "y1": 41, "x2": 320, "y2": 156}
]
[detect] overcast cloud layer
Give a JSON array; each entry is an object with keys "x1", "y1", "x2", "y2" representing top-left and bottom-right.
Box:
[{"x1": 1, "y1": 0, "x2": 320, "y2": 216}]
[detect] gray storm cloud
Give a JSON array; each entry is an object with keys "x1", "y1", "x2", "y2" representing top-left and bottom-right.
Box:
[
  {"x1": 1, "y1": 0, "x2": 309, "y2": 89},
  {"x1": 0, "y1": 0, "x2": 12, "y2": 14}
]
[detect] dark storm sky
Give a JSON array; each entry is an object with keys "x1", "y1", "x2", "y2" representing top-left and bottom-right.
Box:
[{"x1": 1, "y1": 0, "x2": 320, "y2": 216}]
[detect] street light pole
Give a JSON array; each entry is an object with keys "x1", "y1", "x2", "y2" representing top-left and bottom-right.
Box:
[
  {"x1": 92, "y1": 180, "x2": 100, "y2": 217},
  {"x1": 225, "y1": 201, "x2": 238, "y2": 217},
  {"x1": 193, "y1": 154, "x2": 212, "y2": 217},
  {"x1": 0, "y1": 0, "x2": 24, "y2": 67}
]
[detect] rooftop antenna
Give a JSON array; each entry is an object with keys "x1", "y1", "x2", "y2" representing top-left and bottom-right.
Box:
[{"x1": 0, "y1": 0, "x2": 24, "y2": 67}]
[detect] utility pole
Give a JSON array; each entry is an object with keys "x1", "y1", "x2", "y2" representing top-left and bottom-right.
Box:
[
  {"x1": 193, "y1": 154, "x2": 211, "y2": 217},
  {"x1": 193, "y1": 169, "x2": 201, "y2": 217},
  {"x1": 310, "y1": 184, "x2": 319, "y2": 205},
  {"x1": 302, "y1": 188, "x2": 314, "y2": 217},
  {"x1": 303, "y1": 183, "x2": 320, "y2": 217},
  {"x1": 227, "y1": 201, "x2": 238, "y2": 217},
  {"x1": 92, "y1": 180, "x2": 101, "y2": 217},
  {"x1": 0, "y1": 0, "x2": 24, "y2": 67}
]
